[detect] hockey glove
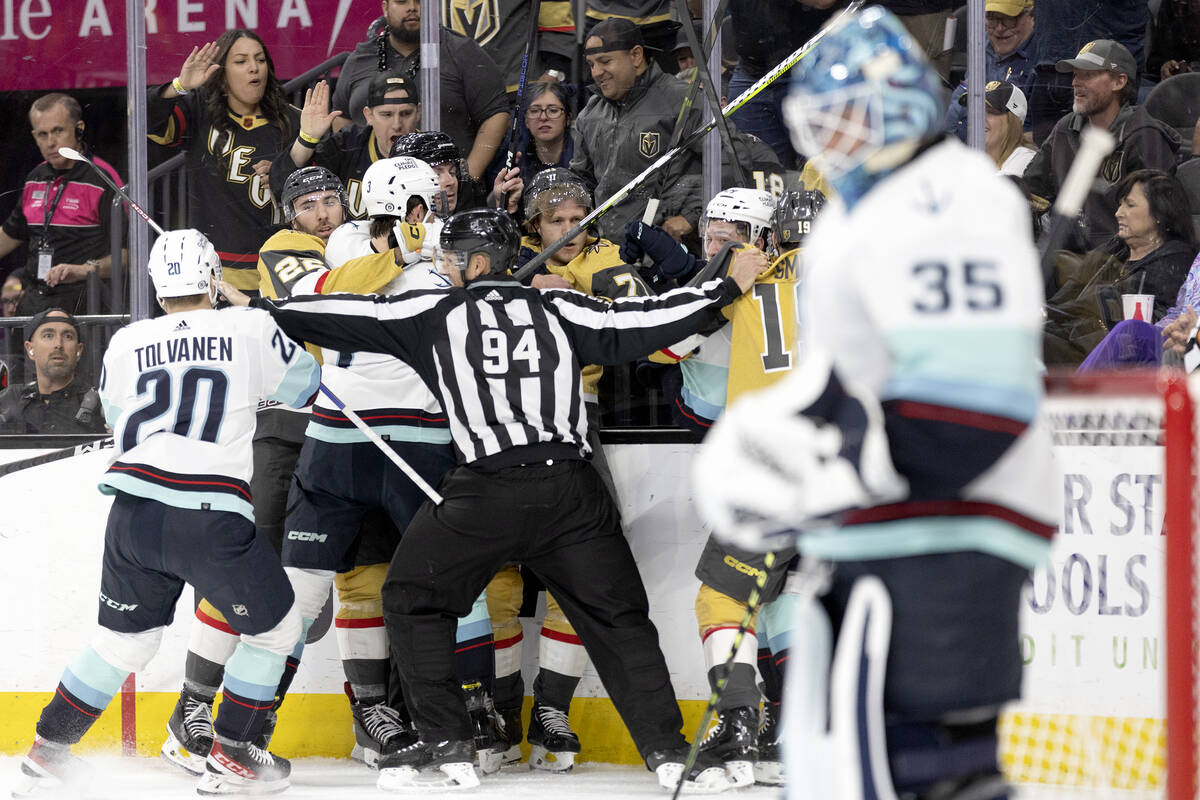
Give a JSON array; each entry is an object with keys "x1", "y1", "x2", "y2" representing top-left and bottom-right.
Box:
[
  {"x1": 692, "y1": 351, "x2": 908, "y2": 553},
  {"x1": 393, "y1": 220, "x2": 444, "y2": 265},
  {"x1": 621, "y1": 219, "x2": 697, "y2": 280}
]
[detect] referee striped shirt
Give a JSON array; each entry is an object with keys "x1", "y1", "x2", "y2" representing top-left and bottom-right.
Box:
[{"x1": 254, "y1": 276, "x2": 742, "y2": 466}]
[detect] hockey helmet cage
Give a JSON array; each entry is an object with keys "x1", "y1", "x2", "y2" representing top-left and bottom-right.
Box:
[
  {"x1": 703, "y1": 187, "x2": 776, "y2": 247},
  {"x1": 783, "y1": 6, "x2": 943, "y2": 204},
  {"x1": 280, "y1": 165, "x2": 347, "y2": 224},
  {"x1": 148, "y1": 229, "x2": 222, "y2": 300},
  {"x1": 389, "y1": 131, "x2": 462, "y2": 167},
  {"x1": 439, "y1": 208, "x2": 522, "y2": 278},
  {"x1": 362, "y1": 156, "x2": 441, "y2": 220},
  {"x1": 523, "y1": 168, "x2": 592, "y2": 227},
  {"x1": 772, "y1": 188, "x2": 827, "y2": 248}
]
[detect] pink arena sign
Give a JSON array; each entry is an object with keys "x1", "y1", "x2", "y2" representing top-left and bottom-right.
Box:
[{"x1": 0, "y1": 0, "x2": 381, "y2": 91}]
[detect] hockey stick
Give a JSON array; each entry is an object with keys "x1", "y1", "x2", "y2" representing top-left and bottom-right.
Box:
[
  {"x1": 670, "y1": 550, "x2": 777, "y2": 800},
  {"x1": 666, "y1": 0, "x2": 731, "y2": 152},
  {"x1": 1036, "y1": 126, "x2": 1115, "y2": 283},
  {"x1": 0, "y1": 435, "x2": 115, "y2": 478},
  {"x1": 501, "y1": 0, "x2": 543, "y2": 210},
  {"x1": 59, "y1": 147, "x2": 165, "y2": 236},
  {"x1": 316, "y1": 383, "x2": 444, "y2": 506},
  {"x1": 515, "y1": 0, "x2": 863, "y2": 282},
  {"x1": 671, "y1": 0, "x2": 747, "y2": 188}
]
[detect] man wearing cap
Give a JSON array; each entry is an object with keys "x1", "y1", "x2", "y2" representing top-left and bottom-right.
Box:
[
  {"x1": 571, "y1": 18, "x2": 705, "y2": 245},
  {"x1": 1026, "y1": 0, "x2": 1148, "y2": 143},
  {"x1": 272, "y1": 74, "x2": 422, "y2": 220},
  {"x1": 0, "y1": 309, "x2": 104, "y2": 435},
  {"x1": 331, "y1": 0, "x2": 510, "y2": 181},
  {"x1": 1023, "y1": 39, "x2": 1180, "y2": 251},
  {"x1": 944, "y1": 0, "x2": 1037, "y2": 141}
]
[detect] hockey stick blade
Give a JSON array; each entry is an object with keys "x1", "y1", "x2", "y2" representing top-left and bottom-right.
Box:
[
  {"x1": 0, "y1": 436, "x2": 115, "y2": 478},
  {"x1": 59, "y1": 147, "x2": 166, "y2": 235},
  {"x1": 514, "y1": 0, "x2": 864, "y2": 282}
]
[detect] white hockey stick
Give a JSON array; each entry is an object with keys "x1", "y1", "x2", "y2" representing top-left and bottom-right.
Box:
[
  {"x1": 59, "y1": 147, "x2": 166, "y2": 235},
  {"x1": 1036, "y1": 126, "x2": 1116, "y2": 276},
  {"x1": 317, "y1": 383, "x2": 444, "y2": 505}
]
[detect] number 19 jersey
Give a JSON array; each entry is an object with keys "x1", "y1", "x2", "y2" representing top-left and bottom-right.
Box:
[{"x1": 97, "y1": 307, "x2": 321, "y2": 520}]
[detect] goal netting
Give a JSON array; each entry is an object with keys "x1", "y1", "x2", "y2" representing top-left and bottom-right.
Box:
[{"x1": 997, "y1": 371, "x2": 1198, "y2": 800}]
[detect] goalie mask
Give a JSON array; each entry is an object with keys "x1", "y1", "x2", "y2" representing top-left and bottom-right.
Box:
[
  {"x1": 438, "y1": 208, "x2": 522, "y2": 283},
  {"x1": 362, "y1": 156, "x2": 442, "y2": 221},
  {"x1": 782, "y1": 5, "x2": 943, "y2": 206},
  {"x1": 280, "y1": 166, "x2": 348, "y2": 224},
  {"x1": 701, "y1": 188, "x2": 776, "y2": 254},
  {"x1": 148, "y1": 229, "x2": 222, "y2": 303},
  {"x1": 523, "y1": 168, "x2": 593, "y2": 231}
]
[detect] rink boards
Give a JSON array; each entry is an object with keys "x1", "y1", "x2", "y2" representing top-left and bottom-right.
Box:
[{"x1": 0, "y1": 439, "x2": 1171, "y2": 790}]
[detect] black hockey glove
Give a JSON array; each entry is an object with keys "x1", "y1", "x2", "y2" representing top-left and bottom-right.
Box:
[{"x1": 620, "y1": 219, "x2": 696, "y2": 281}]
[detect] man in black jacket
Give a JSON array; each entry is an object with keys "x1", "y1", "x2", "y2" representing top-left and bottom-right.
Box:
[{"x1": 0, "y1": 309, "x2": 104, "y2": 435}]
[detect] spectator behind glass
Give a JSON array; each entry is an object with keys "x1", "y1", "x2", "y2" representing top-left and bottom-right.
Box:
[
  {"x1": 1146, "y1": 0, "x2": 1200, "y2": 81},
  {"x1": 1044, "y1": 169, "x2": 1197, "y2": 366},
  {"x1": 521, "y1": 81, "x2": 574, "y2": 182},
  {"x1": 0, "y1": 309, "x2": 104, "y2": 435},
  {"x1": 0, "y1": 275, "x2": 23, "y2": 388},
  {"x1": 330, "y1": 0, "x2": 510, "y2": 180},
  {"x1": 148, "y1": 30, "x2": 299, "y2": 295},
  {"x1": 1026, "y1": 0, "x2": 1149, "y2": 143},
  {"x1": 1022, "y1": 40, "x2": 1181, "y2": 253},
  {"x1": 958, "y1": 81, "x2": 1036, "y2": 175},
  {"x1": 270, "y1": 73, "x2": 421, "y2": 220},
  {"x1": 0, "y1": 93, "x2": 122, "y2": 316},
  {"x1": 944, "y1": 0, "x2": 1037, "y2": 142}
]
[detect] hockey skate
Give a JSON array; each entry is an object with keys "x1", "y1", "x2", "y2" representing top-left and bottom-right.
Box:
[
  {"x1": 11, "y1": 736, "x2": 91, "y2": 798},
  {"x1": 754, "y1": 702, "x2": 784, "y2": 786},
  {"x1": 495, "y1": 706, "x2": 523, "y2": 766},
  {"x1": 463, "y1": 683, "x2": 506, "y2": 775},
  {"x1": 161, "y1": 687, "x2": 215, "y2": 775},
  {"x1": 195, "y1": 736, "x2": 291, "y2": 796},
  {"x1": 699, "y1": 706, "x2": 758, "y2": 788},
  {"x1": 646, "y1": 747, "x2": 732, "y2": 794},
  {"x1": 377, "y1": 739, "x2": 480, "y2": 792},
  {"x1": 350, "y1": 696, "x2": 417, "y2": 768},
  {"x1": 526, "y1": 702, "x2": 581, "y2": 773}
]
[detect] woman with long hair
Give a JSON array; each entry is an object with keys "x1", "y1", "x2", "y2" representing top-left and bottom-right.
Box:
[
  {"x1": 958, "y1": 81, "x2": 1036, "y2": 175},
  {"x1": 520, "y1": 81, "x2": 574, "y2": 182},
  {"x1": 148, "y1": 29, "x2": 300, "y2": 293},
  {"x1": 1046, "y1": 169, "x2": 1199, "y2": 366}
]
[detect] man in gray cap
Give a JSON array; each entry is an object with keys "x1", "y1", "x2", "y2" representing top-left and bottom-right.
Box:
[
  {"x1": 1022, "y1": 39, "x2": 1180, "y2": 251},
  {"x1": 570, "y1": 18, "x2": 704, "y2": 246}
]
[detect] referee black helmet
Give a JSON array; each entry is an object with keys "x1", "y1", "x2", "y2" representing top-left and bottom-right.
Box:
[{"x1": 440, "y1": 208, "x2": 521, "y2": 278}]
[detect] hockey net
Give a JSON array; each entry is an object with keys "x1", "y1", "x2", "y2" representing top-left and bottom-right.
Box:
[{"x1": 997, "y1": 371, "x2": 1198, "y2": 800}]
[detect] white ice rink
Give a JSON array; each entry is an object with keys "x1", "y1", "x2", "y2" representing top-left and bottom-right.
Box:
[{"x1": 0, "y1": 757, "x2": 786, "y2": 799}]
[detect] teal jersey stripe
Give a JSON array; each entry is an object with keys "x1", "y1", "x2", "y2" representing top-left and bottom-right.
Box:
[
  {"x1": 224, "y1": 642, "x2": 288, "y2": 703},
  {"x1": 884, "y1": 328, "x2": 1041, "y2": 421},
  {"x1": 62, "y1": 646, "x2": 129, "y2": 709},
  {"x1": 680, "y1": 359, "x2": 729, "y2": 417},
  {"x1": 304, "y1": 420, "x2": 452, "y2": 446},
  {"x1": 98, "y1": 475, "x2": 254, "y2": 521},
  {"x1": 799, "y1": 516, "x2": 1052, "y2": 570},
  {"x1": 269, "y1": 357, "x2": 322, "y2": 409}
]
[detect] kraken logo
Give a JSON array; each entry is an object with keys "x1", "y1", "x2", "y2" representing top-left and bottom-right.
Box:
[{"x1": 443, "y1": 0, "x2": 501, "y2": 45}]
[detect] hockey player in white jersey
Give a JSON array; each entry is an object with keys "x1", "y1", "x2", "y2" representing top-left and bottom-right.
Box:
[
  {"x1": 693, "y1": 7, "x2": 1056, "y2": 800},
  {"x1": 13, "y1": 230, "x2": 320, "y2": 798}
]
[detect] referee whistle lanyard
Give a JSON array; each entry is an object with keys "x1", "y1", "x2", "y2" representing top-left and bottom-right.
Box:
[{"x1": 40, "y1": 174, "x2": 71, "y2": 245}]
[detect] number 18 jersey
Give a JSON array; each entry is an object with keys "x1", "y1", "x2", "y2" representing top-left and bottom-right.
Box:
[{"x1": 97, "y1": 307, "x2": 321, "y2": 520}]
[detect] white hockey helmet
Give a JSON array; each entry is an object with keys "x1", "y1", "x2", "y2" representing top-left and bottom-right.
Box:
[
  {"x1": 148, "y1": 229, "x2": 221, "y2": 301},
  {"x1": 702, "y1": 188, "x2": 776, "y2": 247},
  {"x1": 362, "y1": 156, "x2": 441, "y2": 221}
]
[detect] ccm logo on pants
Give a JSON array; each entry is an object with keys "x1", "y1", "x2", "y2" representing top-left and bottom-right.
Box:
[{"x1": 288, "y1": 530, "x2": 328, "y2": 543}]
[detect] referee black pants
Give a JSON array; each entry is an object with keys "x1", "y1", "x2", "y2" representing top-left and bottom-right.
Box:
[{"x1": 382, "y1": 458, "x2": 688, "y2": 760}]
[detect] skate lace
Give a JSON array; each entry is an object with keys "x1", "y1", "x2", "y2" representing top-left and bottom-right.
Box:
[
  {"x1": 361, "y1": 703, "x2": 408, "y2": 743},
  {"x1": 536, "y1": 706, "x2": 573, "y2": 737},
  {"x1": 182, "y1": 696, "x2": 215, "y2": 742}
]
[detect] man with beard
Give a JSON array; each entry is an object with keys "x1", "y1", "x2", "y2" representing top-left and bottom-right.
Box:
[
  {"x1": 1022, "y1": 39, "x2": 1180, "y2": 252},
  {"x1": 0, "y1": 309, "x2": 104, "y2": 435},
  {"x1": 331, "y1": 0, "x2": 510, "y2": 180}
]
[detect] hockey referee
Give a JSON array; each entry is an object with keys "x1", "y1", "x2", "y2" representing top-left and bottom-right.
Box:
[{"x1": 222, "y1": 207, "x2": 768, "y2": 794}]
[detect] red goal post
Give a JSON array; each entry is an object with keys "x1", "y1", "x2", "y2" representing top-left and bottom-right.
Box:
[{"x1": 1018, "y1": 369, "x2": 1198, "y2": 800}]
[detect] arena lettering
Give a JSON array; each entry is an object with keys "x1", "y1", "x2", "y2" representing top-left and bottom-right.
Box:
[
  {"x1": 2, "y1": 0, "x2": 317, "y2": 41},
  {"x1": 1061, "y1": 472, "x2": 1163, "y2": 537},
  {"x1": 1025, "y1": 553, "x2": 1150, "y2": 617},
  {"x1": 135, "y1": 336, "x2": 233, "y2": 371},
  {"x1": 1020, "y1": 632, "x2": 1160, "y2": 670}
]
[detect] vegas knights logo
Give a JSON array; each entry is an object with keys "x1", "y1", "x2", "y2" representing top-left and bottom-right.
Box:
[
  {"x1": 443, "y1": 0, "x2": 501, "y2": 45},
  {"x1": 639, "y1": 132, "x2": 661, "y2": 159}
]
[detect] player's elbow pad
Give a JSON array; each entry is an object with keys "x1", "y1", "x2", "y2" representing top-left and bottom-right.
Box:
[{"x1": 692, "y1": 351, "x2": 908, "y2": 552}]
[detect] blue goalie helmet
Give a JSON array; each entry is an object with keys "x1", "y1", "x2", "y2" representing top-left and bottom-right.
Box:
[{"x1": 783, "y1": 5, "x2": 943, "y2": 205}]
